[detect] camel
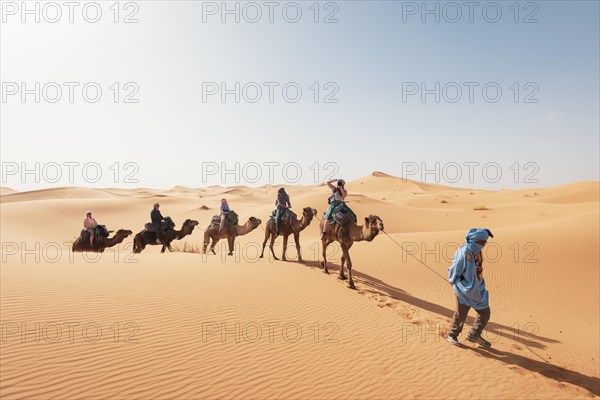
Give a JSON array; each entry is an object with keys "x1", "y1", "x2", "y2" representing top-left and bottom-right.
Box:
[
  {"x1": 72, "y1": 229, "x2": 133, "y2": 253},
  {"x1": 260, "y1": 207, "x2": 317, "y2": 261},
  {"x1": 203, "y1": 216, "x2": 262, "y2": 256},
  {"x1": 320, "y1": 214, "x2": 384, "y2": 289},
  {"x1": 132, "y1": 219, "x2": 199, "y2": 253}
]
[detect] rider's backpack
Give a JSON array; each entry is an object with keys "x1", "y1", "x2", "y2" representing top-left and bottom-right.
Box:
[
  {"x1": 270, "y1": 209, "x2": 296, "y2": 222},
  {"x1": 211, "y1": 215, "x2": 221, "y2": 226},
  {"x1": 163, "y1": 216, "x2": 176, "y2": 230},
  {"x1": 228, "y1": 211, "x2": 239, "y2": 226},
  {"x1": 332, "y1": 203, "x2": 356, "y2": 225},
  {"x1": 95, "y1": 225, "x2": 110, "y2": 237}
]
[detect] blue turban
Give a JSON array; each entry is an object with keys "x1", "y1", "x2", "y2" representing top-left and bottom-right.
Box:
[{"x1": 466, "y1": 228, "x2": 493, "y2": 254}]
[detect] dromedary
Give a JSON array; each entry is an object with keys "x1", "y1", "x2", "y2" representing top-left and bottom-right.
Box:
[
  {"x1": 203, "y1": 216, "x2": 262, "y2": 256},
  {"x1": 320, "y1": 214, "x2": 384, "y2": 289},
  {"x1": 72, "y1": 229, "x2": 133, "y2": 253},
  {"x1": 260, "y1": 207, "x2": 317, "y2": 261},
  {"x1": 132, "y1": 219, "x2": 199, "y2": 253}
]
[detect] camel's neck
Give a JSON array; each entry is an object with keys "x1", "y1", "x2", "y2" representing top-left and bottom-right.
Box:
[
  {"x1": 349, "y1": 224, "x2": 377, "y2": 242},
  {"x1": 104, "y1": 235, "x2": 127, "y2": 247},
  {"x1": 176, "y1": 227, "x2": 193, "y2": 239},
  {"x1": 235, "y1": 222, "x2": 254, "y2": 235},
  {"x1": 293, "y1": 215, "x2": 312, "y2": 231}
]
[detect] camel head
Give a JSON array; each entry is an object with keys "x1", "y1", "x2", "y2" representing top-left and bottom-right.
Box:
[
  {"x1": 247, "y1": 216, "x2": 262, "y2": 229},
  {"x1": 115, "y1": 229, "x2": 133, "y2": 238},
  {"x1": 182, "y1": 219, "x2": 200, "y2": 233},
  {"x1": 302, "y1": 207, "x2": 318, "y2": 222},
  {"x1": 363, "y1": 215, "x2": 384, "y2": 241}
]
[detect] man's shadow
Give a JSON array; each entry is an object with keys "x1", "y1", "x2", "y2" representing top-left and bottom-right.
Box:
[
  {"x1": 467, "y1": 346, "x2": 600, "y2": 396},
  {"x1": 300, "y1": 260, "x2": 599, "y2": 396}
]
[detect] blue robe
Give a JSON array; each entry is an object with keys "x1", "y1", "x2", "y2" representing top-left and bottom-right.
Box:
[{"x1": 448, "y1": 245, "x2": 489, "y2": 310}]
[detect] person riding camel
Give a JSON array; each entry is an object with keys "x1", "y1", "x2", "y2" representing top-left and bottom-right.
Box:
[
  {"x1": 274, "y1": 187, "x2": 292, "y2": 238},
  {"x1": 321, "y1": 179, "x2": 347, "y2": 239},
  {"x1": 219, "y1": 198, "x2": 230, "y2": 232},
  {"x1": 151, "y1": 203, "x2": 165, "y2": 244},
  {"x1": 83, "y1": 211, "x2": 98, "y2": 247}
]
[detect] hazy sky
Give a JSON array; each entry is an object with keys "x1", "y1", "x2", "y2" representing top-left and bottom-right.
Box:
[{"x1": 1, "y1": 0, "x2": 599, "y2": 190}]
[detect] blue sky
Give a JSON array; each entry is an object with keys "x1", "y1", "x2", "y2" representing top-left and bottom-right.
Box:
[{"x1": 1, "y1": 0, "x2": 598, "y2": 190}]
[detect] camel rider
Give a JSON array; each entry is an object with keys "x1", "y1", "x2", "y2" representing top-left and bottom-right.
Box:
[
  {"x1": 321, "y1": 179, "x2": 347, "y2": 239},
  {"x1": 83, "y1": 211, "x2": 98, "y2": 247},
  {"x1": 447, "y1": 228, "x2": 494, "y2": 348},
  {"x1": 219, "y1": 198, "x2": 230, "y2": 232},
  {"x1": 151, "y1": 203, "x2": 165, "y2": 244},
  {"x1": 274, "y1": 187, "x2": 292, "y2": 237}
]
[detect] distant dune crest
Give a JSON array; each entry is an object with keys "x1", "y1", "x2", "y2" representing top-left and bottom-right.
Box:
[{"x1": 0, "y1": 186, "x2": 17, "y2": 195}]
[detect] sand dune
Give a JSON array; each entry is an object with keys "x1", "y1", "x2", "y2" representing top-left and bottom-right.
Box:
[
  {"x1": 1, "y1": 175, "x2": 599, "y2": 399},
  {"x1": 0, "y1": 187, "x2": 17, "y2": 196},
  {"x1": 351, "y1": 171, "x2": 464, "y2": 194},
  {"x1": 525, "y1": 181, "x2": 600, "y2": 204},
  {"x1": 0, "y1": 187, "x2": 119, "y2": 203}
]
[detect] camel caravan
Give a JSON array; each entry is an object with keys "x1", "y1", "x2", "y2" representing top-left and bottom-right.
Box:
[{"x1": 71, "y1": 179, "x2": 383, "y2": 289}]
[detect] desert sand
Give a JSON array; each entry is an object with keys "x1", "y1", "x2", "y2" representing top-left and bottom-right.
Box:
[{"x1": 1, "y1": 173, "x2": 599, "y2": 399}]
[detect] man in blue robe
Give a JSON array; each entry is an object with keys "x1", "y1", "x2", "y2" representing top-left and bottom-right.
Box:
[{"x1": 447, "y1": 228, "x2": 494, "y2": 348}]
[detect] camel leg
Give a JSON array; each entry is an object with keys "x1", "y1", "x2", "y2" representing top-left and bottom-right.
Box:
[
  {"x1": 293, "y1": 232, "x2": 302, "y2": 262},
  {"x1": 342, "y1": 244, "x2": 356, "y2": 289},
  {"x1": 202, "y1": 236, "x2": 210, "y2": 254},
  {"x1": 210, "y1": 238, "x2": 219, "y2": 255},
  {"x1": 161, "y1": 245, "x2": 166, "y2": 253},
  {"x1": 339, "y1": 252, "x2": 347, "y2": 281},
  {"x1": 269, "y1": 235, "x2": 278, "y2": 260},
  {"x1": 227, "y1": 236, "x2": 234, "y2": 256},
  {"x1": 282, "y1": 235, "x2": 289, "y2": 261},
  {"x1": 321, "y1": 239, "x2": 331, "y2": 274},
  {"x1": 260, "y1": 229, "x2": 270, "y2": 258},
  {"x1": 167, "y1": 244, "x2": 173, "y2": 252}
]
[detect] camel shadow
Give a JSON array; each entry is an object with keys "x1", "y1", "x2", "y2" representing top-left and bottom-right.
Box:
[
  {"x1": 467, "y1": 346, "x2": 600, "y2": 396},
  {"x1": 357, "y1": 270, "x2": 560, "y2": 350},
  {"x1": 300, "y1": 260, "x2": 598, "y2": 395},
  {"x1": 300, "y1": 259, "x2": 556, "y2": 349}
]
